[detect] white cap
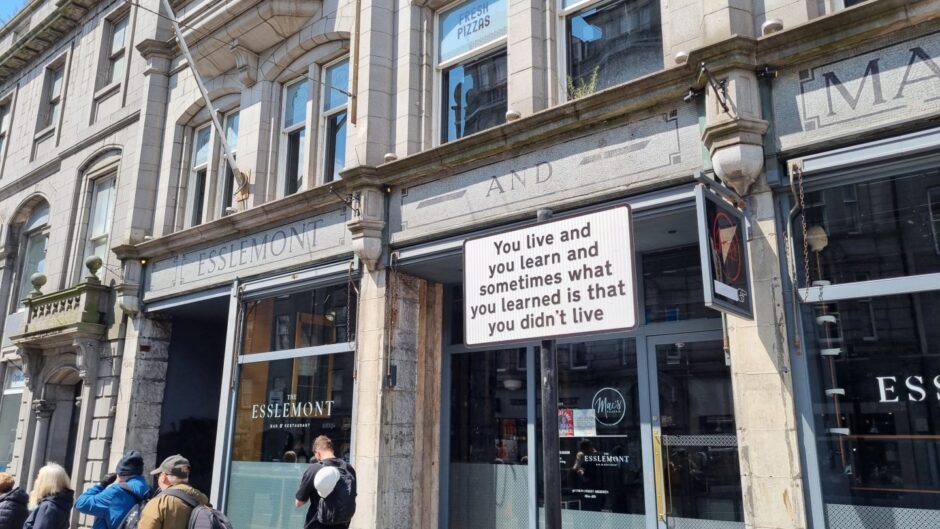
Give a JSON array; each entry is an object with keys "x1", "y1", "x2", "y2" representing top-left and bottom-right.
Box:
[{"x1": 314, "y1": 466, "x2": 341, "y2": 498}]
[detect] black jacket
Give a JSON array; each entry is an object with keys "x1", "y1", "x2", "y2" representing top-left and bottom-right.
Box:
[
  {"x1": 23, "y1": 490, "x2": 73, "y2": 529},
  {"x1": 0, "y1": 487, "x2": 28, "y2": 529}
]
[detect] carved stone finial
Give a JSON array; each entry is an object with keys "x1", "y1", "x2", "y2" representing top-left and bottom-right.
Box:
[
  {"x1": 29, "y1": 273, "x2": 46, "y2": 297},
  {"x1": 348, "y1": 186, "x2": 386, "y2": 271},
  {"x1": 85, "y1": 255, "x2": 103, "y2": 283}
]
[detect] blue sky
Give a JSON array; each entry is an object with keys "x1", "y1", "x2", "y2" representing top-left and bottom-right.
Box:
[{"x1": 0, "y1": 1, "x2": 28, "y2": 26}]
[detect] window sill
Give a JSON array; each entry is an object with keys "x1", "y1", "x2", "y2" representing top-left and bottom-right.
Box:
[
  {"x1": 33, "y1": 125, "x2": 55, "y2": 142},
  {"x1": 94, "y1": 82, "x2": 120, "y2": 102}
]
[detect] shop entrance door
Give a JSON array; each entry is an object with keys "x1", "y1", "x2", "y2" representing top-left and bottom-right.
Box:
[{"x1": 645, "y1": 332, "x2": 744, "y2": 529}]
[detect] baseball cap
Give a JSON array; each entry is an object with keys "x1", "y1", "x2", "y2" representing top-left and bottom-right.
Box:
[{"x1": 150, "y1": 454, "x2": 191, "y2": 478}]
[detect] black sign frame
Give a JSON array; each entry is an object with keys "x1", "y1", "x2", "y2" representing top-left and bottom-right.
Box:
[{"x1": 695, "y1": 184, "x2": 753, "y2": 319}]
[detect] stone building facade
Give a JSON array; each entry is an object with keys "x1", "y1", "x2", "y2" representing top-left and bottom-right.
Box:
[{"x1": 0, "y1": 0, "x2": 937, "y2": 529}]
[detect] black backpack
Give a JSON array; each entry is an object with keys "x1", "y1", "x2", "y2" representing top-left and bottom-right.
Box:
[
  {"x1": 315, "y1": 460, "x2": 357, "y2": 526},
  {"x1": 164, "y1": 489, "x2": 233, "y2": 529},
  {"x1": 114, "y1": 484, "x2": 149, "y2": 529}
]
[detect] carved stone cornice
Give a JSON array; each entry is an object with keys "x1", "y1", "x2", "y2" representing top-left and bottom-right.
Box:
[
  {"x1": 15, "y1": 347, "x2": 43, "y2": 392},
  {"x1": 230, "y1": 40, "x2": 258, "y2": 88},
  {"x1": 346, "y1": 184, "x2": 387, "y2": 271},
  {"x1": 0, "y1": 0, "x2": 96, "y2": 83},
  {"x1": 73, "y1": 338, "x2": 101, "y2": 382}
]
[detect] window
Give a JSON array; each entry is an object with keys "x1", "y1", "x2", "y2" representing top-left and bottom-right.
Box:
[
  {"x1": 220, "y1": 111, "x2": 239, "y2": 213},
  {"x1": 43, "y1": 65, "x2": 64, "y2": 130},
  {"x1": 0, "y1": 102, "x2": 10, "y2": 172},
  {"x1": 103, "y1": 15, "x2": 128, "y2": 86},
  {"x1": 15, "y1": 205, "x2": 49, "y2": 309},
  {"x1": 84, "y1": 177, "x2": 117, "y2": 277},
  {"x1": 797, "y1": 170, "x2": 940, "y2": 286},
  {"x1": 321, "y1": 59, "x2": 349, "y2": 183},
  {"x1": 562, "y1": 0, "x2": 663, "y2": 99},
  {"x1": 0, "y1": 366, "x2": 24, "y2": 472},
  {"x1": 282, "y1": 79, "x2": 309, "y2": 196},
  {"x1": 187, "y1": 126, "x2": 211, "y2": 227},
  {"x1": 438, "y1": 0, "x2": 508, "y2": 144}
]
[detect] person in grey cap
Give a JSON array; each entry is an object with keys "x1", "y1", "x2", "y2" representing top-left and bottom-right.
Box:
[
  {"x1": 139, "y1": 455, "x2": 208, "y2": 529},
  {"x1": 75, "y1": 450, "x2": 151, "y2": 529}
]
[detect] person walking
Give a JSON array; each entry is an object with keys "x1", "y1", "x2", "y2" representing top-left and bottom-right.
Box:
[
  {"x1": 138, "y1": 455, "x2": 208, "y2": 529},
  {"x1": 295, "y1": 436, "x2": 357, "y2": 529},
  {"x1": 23, "y1": 464, "x2": 73, "y2": 529},
  {"x1": 75, "y1": 450, "x2": 150, "y2": 529},
  {"x1": 0, "y1": 472, "x2": 28, "y2": 529}
]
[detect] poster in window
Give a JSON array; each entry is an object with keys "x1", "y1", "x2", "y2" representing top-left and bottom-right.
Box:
[{"x1": 695, "y1": 184, "x2": 753, "y2": 318}]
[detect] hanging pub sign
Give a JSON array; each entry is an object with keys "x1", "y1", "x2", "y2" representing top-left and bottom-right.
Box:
[
  {"x1": 463, "y1": 206, "x2": 638, "y2": 346},
  {"x1": 695, "y1": 184, "x2": 753, "y2": 319}
]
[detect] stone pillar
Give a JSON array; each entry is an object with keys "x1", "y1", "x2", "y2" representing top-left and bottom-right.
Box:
[
  {"x1": 507, "y1": 0, "x2": 548, "y2": 115},
  {"x1": 702, "y1": 0, "x2": 755, "y2": 44},
  {"x1": 726, "y1": 183, "x2": 807, "y2": 529},
  {"x1": 109, "y1": 314, "x2": 172, "y2": 472},
  {"x1": 10, "y1": 347, "x2": 42, "y2": 483},
  {"x1": 27, "y1": 400, "x2": 55, "y2": 489},
  {"x1": 393, "y1": 0, "x2": 431, "y2": 156},
  {"x1": 347, "y1": 0, "x2": 397, "y2": 168}
]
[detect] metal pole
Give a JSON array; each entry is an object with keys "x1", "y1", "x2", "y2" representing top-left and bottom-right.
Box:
[
  {"x1": 536, "y1": 208, "x2": 562, "y2": 529},
  {"x1": 158, "y1": 0, "x2": 246, "y2": 193}
]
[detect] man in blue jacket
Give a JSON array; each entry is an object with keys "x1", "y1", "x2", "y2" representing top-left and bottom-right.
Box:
[{"x1": 76, "y1": 450, "x2": 151, "y2": 529}]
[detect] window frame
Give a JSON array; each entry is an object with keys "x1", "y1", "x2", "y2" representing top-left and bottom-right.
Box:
[
  {"x1": 82, "y1": 174, "x2": 118, "y2": 280},
  {"x1": 318, "y1": 57, "x2": 349, "y2": 184},
  {"x1": 219, "y1": 109, "x2": 240, "y2": 215},
  {"x1": 280, "y1": 77, "x2": 312, "y2": 197},
  {"x1": 186, "y1": 124, "x2": 213, "y2": 228},
  {"x1": 433, "y1": 0, "x2": 509, "y2": 146},
  {"x1": 11, "y1": 207, "x2": 50, "y2": 313}
]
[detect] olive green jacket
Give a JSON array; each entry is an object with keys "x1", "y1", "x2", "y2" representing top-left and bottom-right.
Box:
[{"x1": 138, "y1": 484, "x2": 209, "y2": 529}]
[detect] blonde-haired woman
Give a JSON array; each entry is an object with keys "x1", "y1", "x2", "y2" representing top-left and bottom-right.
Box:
[{"x1": 24, "y1": 464, "x2": 73, "y2": 529}]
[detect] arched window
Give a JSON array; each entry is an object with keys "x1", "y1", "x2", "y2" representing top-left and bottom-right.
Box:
[{"x1": 12, "y1": 202, "x2": 50, "y2": 310}]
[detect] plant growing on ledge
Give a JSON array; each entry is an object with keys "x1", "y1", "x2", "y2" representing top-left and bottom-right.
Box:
[{"x1": 567, "y1": 66, "x2": 600, "y2": 100}]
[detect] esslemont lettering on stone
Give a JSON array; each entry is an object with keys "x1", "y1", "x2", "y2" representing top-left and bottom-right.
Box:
[
  {"x1": 775, "y1": 31, "x2": 940, "y2": 150},
  {"x1": 145, "y1": 209, "x2": 349, "y2": 300},
  {"x1": 463, "y1": 207, "x2": 637, "y2": 346}
]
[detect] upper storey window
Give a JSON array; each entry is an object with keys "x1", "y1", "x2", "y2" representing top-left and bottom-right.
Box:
[
  {"x1": 562, "y1": 0, "x2": 662, "y2": 99},
  {"x1": 282, "y1": 78, "x2": 309, "y2": 196},
  {"x1": 438, "y1": 0, "x2": 508, "y2": 144},
  {"x1": 104, "y1": 15, "x2": 128, "y2": 86},
  {"x1": 321, "y1": 58, "x2": 349, "y2": 183},
  {"x1": 14, "y1": 204, "x2": 49, "y2": 310},
  {"x1": 220, "y1": 110, "x2": 240, "y2": 214},
  {"x1": 186, "y1": 125, "x2": 211, "y2": 227},
  {"x1": 43, "y1": 65, "x2": 64, "y2": 130}
]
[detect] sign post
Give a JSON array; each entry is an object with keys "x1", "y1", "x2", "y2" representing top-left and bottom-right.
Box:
[{"x1": 463, "y1": 206, "x2": 638, "y2": 529}]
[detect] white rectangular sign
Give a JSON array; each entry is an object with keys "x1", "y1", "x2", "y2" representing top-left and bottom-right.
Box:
[{"x1": 463, "y1": 207, "x2": 637, "y2": 346}]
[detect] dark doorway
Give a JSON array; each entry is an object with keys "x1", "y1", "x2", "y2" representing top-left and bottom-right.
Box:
[{"x1": 156, "y1": 296, "x2": 228, "y2": 496}]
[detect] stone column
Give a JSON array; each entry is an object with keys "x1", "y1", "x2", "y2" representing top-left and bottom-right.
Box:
[
  {"x1": 27, "y1": 400, "x2": 55, "y2": 490},
  {"x1": 700, "y1": 62, "x2": 807, "y2": 529},
  {"x1": 71, "y1": 338, "x2": 102, "y2": 495},
  {"x1": 507, "y1": 0, "x2": 549, "y2": 116}
]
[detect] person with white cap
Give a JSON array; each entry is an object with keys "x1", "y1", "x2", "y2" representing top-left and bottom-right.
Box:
[{"x1": 294, "y1": 436, "x2": 357, "y2": 529}]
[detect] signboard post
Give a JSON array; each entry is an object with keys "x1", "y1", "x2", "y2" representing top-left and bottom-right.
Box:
[
  {"x1": 695, "y1": 184, "x2": 753, "y2": 319},
  {"x1": 464, "y1": 206, "x2": 638, "y2": 529}
]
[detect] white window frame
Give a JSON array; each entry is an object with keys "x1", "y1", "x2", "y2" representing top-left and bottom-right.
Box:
[
  {"x1": 35, "y1": 61, "x2": 66, "y2": 145},
  {"x1": 0, "y1": 91, "x2": 14, "y2": 179},
  {"x1": 13, "y1": 212, "x2": 49, "y2": 313},
  {"x1": 433, "y1": 0, "x2": 508, "y2": 146},
  {"x1": 186, "y1": 124, "x2": 212, "y2": 228},
  {"x1": 100, "y1": 13, "x2": 129, "y2": 90},
  {"x1": 280, "y1": 77, "x2": 312, "y2": 197},
  {"x1": 556, "y1": 0, "x2": 605, "y2": 102},
  {"x1": 219, "y1": 110, "x2": 239, "y2": 216},
  {"x1": 82, "y1": 175, "x2": 118, "y2": 280},
  {"x1": 318, "y1": 57, "x2": 349, "y2": 184}
]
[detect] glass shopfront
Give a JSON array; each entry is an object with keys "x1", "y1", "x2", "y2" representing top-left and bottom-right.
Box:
[
  {"x1": 225, "y1": 281, "x2": 355, "y2": 529},
  {"x1": 443, "y1": 207, "x2": 745, "y2": 529},
  {"x1": 794, "y1": 166, "x2": 940, "y2": 528}
]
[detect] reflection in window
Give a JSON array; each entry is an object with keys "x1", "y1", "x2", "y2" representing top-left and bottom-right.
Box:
[
  {"x1": 803, "y1": 292, "x2": 940, "y2": 521},
  {"x1": 643, "y1": 245, "x2": 718, "y2": 322},
  {"x1": 242, "y1": 284, "x2": 355, "y2": 354},
  {"x1": 282, "y1": 79, "x2": 309, "y2": 195},
  {"x1": 441, "y1": 49, "x2": 507, "y2": 143},
  {"x1": 537, "y1": 338, "x2": 645, "y2": 524},
  {"x1": 565, "y1": 0, "x2": 663, "y2": 98},
  {"x1": 84, "y1": 177, "x2": 117, "y2": 276},
  {"x1": 228, "y1": 353, "x2": 353, "y2": 529},
  {"x1": 322, "y1": 59, "x2": 349, "y2": 183},
  {"x1": 16, "y1": 205, "x2": 49, "y2": 308},
  {"x1": 0, "y1": 367, "x2": 24, "y2": 471},
  {"x1": 799, "y1": 170, "x2": 940, "y2": 286},
  {"x1": 450, "y1": 349, "x2": 528, "y2": 529}
]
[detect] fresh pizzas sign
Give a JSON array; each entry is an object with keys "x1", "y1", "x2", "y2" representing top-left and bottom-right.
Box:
[{"x1": 463, "y1": 207, "x2": 638, "y2": 346}]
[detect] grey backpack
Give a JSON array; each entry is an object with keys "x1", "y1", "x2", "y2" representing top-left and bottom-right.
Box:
[{"x1": 163, "y1": 489, "x2": 233, "y2": 529}]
